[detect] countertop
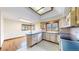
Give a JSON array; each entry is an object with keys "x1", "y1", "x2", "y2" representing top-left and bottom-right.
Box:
[
  {"x1": 4, "y1": 30, "x2": 59, "y2": 40},
  {"x1": 26, "y1": 30, "x2": 59, "y2": 35}
]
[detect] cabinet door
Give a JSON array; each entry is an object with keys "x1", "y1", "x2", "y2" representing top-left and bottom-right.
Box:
[
  {"x1": 59, "y1": 8, "x2": 76, "y2": 28},
  {"x1": 32, "y1": 35, "x2": 38, "y2": 45},
  {"x1": 70, "y1": 10, "x2": 76, "y2": 26},
  {"x1": 42, "y1": 32, "x2": 46, "y2": 40},
  {"x1": 76, "y1": 8, "x2": 79, "y2": 25},
  {"x1": 27, "y1": 35, "x2": 32, "y2": 47},
  {"x1": 59, "y1": 18, "x2": 66, "y2": 28},
  {"x1": 38, "y1": 33, "x2": 42, "y2": 42},
  {"x1": 46, "y1": 33, "x2": 50, "y2": 41},
  {"x1": 50, "y1": 33, "x2": 57, "y2": 42},
  {"x1": 40, "y1": 22, "x2": 46, "y2": 30}
]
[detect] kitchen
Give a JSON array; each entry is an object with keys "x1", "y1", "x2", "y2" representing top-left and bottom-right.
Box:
[{"x1": 0, "y1": 7, "x2": 79, "y2": 51}]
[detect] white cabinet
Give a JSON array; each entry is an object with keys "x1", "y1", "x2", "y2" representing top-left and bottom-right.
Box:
[
  {"x1": 37, "y1": 33, "x2": 42, "y2": 42},
  {"x1": 46, "y1": 32, "x2": 50, "y2": 41},
  {"x1": 27, "y1": 32, "x2": 42, "y2": 47},
  {"x1": 42, "y1": 32, "x2": 46, "y2": 40},
  {"x1": 50, "y1": 33, "x2": 57, "y2": 42},
  {"x1": 45, "y1": 32, "x2": 58, "y2": 43},
  {"x1": 32, "y1": 34, "x2": 38, "y2": 45},
  {"x1": 59, "y1": 17, "x2": 66, "y2": 28},
  {"x1": 59, "y1": 7, "x2": 78, "y2": 28}
]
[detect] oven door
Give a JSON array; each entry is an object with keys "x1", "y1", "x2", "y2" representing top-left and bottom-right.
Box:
[{"x1": 61, "y1": 39, "x2": 79, "y2": 51}]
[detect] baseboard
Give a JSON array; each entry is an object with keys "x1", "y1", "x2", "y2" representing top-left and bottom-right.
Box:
[
  {"x1": 43, "y1": 39, "x2": 59, "y2": 45},
  {"x1": 29, "y1": 39, "x2": 59, "y2": 47},
  {"x1": 30, "y1": 40, "x2": 43, "y2": 47}
]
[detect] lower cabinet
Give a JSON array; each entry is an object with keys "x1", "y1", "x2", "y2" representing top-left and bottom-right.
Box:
[
  {"x1": 50, "y1": 33, "x2": 57, "y2": 43},
  {"x1": 42, "y1": 32, "x2": 46, "y2": 40},
  {"x1": 38, "y1": 33, "x2": 42, "y2": 42},
  {"x1": 32, "y1": 34, "x2": 38, "y2": 45},
  {"x1": 27, "y1": 33, "x2": 42, "y2": 47},
  {"x1": 44, "y1": 32, "x2": 58, "y2": 43},
  {"x1": 27, "y1": 32, "x2": 59, "y2": 47},
  {"x1": 46, "y1": 33, "x2": 50, "y2": 41}
]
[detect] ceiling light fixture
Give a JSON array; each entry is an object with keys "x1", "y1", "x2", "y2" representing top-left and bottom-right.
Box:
[{"x1": 19, "y1": 19, "x2": 32, "y2": 23}]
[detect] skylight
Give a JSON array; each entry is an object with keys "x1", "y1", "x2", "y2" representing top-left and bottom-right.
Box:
[
  {"x1": 31, "y1": 7, "x2": 42, "y2": 11},
  {"x1": 30, "y1": 7, "x2": 53, "y2": 15}
]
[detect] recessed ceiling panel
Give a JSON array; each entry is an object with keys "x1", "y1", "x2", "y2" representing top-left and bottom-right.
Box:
[
  {"x1": 37, "y1": 7, "x2": 51, "y2": 14},
  {"x1": 30, "y1": 7, "x2": 53, "y2": 15}
]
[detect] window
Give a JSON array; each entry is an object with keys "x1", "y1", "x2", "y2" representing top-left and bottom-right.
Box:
[
  {"x1": 22, "y1": 24, "x2": 35, "y2": 31},
  {"x1": 47, "y1": 23, "x2": 58, "y2": 31},
  {"x1": 52, "y1": 23, "x2": 58, "y2": 30},
  {"x1": 47, "y1": 24, "x2": 52, "y2": 31}
]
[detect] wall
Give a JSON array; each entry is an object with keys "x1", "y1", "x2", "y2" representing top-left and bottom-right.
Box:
[
  {"x1": 0, "y1": 12, "x2": 4, "y2": 47},
  {"x1": 4, "y1": 18, "x2": 28, "y2": 40},
  {"x1": 0, "y1": 10, "x2": 1, "y2": 47},
  {"x1": 35, "y1": 22, "x2": 41, "y2": 30}
]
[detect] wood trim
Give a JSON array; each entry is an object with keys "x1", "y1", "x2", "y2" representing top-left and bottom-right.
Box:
[
  {"x1": 4, "y1": 36, "x2": 26, "y2": 41},
  {"x1": 28, "y1": 39, "x2": 59, "y2": 48},
  {"x1": 47, "y1": 20, "x2": 59, "y2": 24},
  {"x1": 29, "y1": 40, "x2": 43, "y2": 47},
  {"x1": 37, "y1": 7, "x2": 44, "y2": 11},
  {"x1": 43, "y1": 39, "x2": 59, "y2": 45}
]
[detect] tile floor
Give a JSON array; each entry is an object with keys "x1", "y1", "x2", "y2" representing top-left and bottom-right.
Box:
[
  {"x1": 17, "y1": 40, "x2": 59, "y2": 51},
  {"x1": 27, "y1": 40, "x2": 59, "y2": 51}
]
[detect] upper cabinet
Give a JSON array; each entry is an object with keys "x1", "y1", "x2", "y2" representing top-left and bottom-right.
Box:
[
  {"x1": 40, "y1": 22, "x2": 46, "y2": 30},
  {"x1": 76, "y1": 7, "x2": 79, "y2": 25},
  {"x1": 59, "y1": 7, "x2": 79, "y2": 28}
]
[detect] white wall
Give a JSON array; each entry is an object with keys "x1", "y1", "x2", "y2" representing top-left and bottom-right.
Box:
[
  {"x1": 0, "y1": 10, "x2": 1, "y2": 47},
  {"x1": 0, "y1": 11, "x2": 4, "y2": 47},
  {"x1": 4, "y1": 18, "x2": 28, "y2": 40}
]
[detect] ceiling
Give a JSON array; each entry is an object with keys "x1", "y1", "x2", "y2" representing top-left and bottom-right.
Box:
[
  {"x1": 1, "y1": 7, "x2": 70, "y2": 23},
  {"x1": 30, "y1": 7, "x2": 53, "y2": 15}
]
